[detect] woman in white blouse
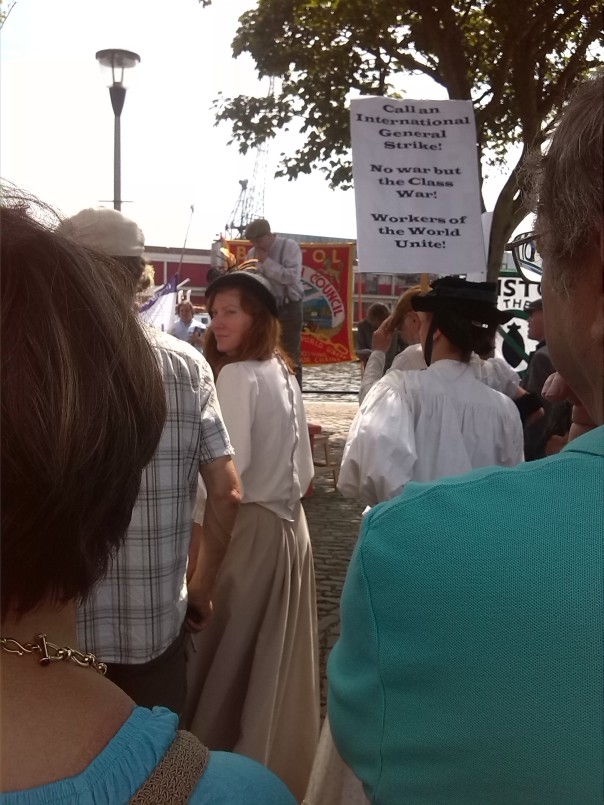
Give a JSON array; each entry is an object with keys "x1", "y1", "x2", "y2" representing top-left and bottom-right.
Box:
[{"x1": 184, "y1": 268, "x2": 319, "y2": 803}]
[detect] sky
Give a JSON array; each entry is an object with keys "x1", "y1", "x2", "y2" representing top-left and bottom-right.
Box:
[{"x1": 1, "y1": 0, "x2": 520, "y2": 251}]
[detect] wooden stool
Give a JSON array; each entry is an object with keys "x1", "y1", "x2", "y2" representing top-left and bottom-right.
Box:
[{"x1": 312, "y1": 432, "x2": 339, "y2": 490}]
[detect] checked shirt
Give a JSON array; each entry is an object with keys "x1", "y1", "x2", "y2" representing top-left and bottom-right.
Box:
[{"x1": 77, "y1": 328, "x2": 233, "y2": 664}]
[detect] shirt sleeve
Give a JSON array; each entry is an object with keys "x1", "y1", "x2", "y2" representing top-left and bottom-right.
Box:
[
  {"x1": 192, "y1": 750, "x2": 297, "y2": 803},
  {"x1": 338, "y1": 374, "x2": 418, "y2": 506},
  {"x1": 259, "y1": 239, "x2": 302, "y2": 291},
  {"x1": 358, "y1": 350, "x2": 386, "y2": 404},
  {"x1": 488, "y1": 357, "x2": 521, "y2": 398},
  {"x1": 196, "y1": 356, "x2": 234, "y2": 464},
  {"x1": 494, "y1": 396, "x2": 526, "y2": 466},
  {"x1": 215, "y1": 363, "x2": 258, "y2": 482}
]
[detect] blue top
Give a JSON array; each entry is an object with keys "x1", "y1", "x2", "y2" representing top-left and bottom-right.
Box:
[
  {"x1": 329, "y1": 427, "x2": 604, "y2": 805},
  {"x1": 170, "y1": 317, "x2": 204, "y2": 348},
  {"x1": 2, "y1": 707, "x2": 296, "y2": 804}
]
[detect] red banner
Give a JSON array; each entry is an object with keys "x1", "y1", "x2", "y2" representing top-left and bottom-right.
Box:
[{"x1": 227, "y1": 240, "x2": 356, "y2": 366}]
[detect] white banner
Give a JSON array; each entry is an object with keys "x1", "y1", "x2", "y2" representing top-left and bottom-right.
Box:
[
  {"x1": 139, "y1": 275, "x2": 178, "y2": 333},
  {"x1": 350, "y1": 97, "x2": 486, "y2": 277}
]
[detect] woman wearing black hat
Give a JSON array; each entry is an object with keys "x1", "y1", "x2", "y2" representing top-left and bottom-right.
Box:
[
  {"x1": 183, "y1": 269, "x2": 319, "y2": 803},
  {"x1": 338, "y1": 277, "x2": 524, "y2": 507}
]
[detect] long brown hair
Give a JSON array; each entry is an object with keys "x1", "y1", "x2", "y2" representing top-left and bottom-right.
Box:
[
  {"x1": 204, "y1": 285, "x2": 294, "y2": 377},
  {"x1": 1, "y1": 197, "x2": 167, "y2": 614}
]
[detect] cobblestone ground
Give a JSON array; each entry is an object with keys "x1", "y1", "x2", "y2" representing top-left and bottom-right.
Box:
[{"x1": 302, "y1": 400, "x2": 365, "y2": 715}]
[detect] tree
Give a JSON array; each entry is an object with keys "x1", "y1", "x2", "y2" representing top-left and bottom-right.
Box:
[
  {"x1": 203, "y1": 0, "x2": 601, "y2": 279},
  {"x1": 0, "y1": 0, "x2": 17, "y2": 28}
]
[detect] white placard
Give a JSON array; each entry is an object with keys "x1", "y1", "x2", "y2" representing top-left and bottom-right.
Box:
[{"x1": 350, "y1": 97, "x2": 486, "y2": 277}]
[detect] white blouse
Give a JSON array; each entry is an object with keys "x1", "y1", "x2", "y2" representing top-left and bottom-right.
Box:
[
  {"x1": 339, "y1": 359, "x2": 524, "y2": 507},
  {"x1": 215, "y1": 356, "x2": 313, "y2": 520}
]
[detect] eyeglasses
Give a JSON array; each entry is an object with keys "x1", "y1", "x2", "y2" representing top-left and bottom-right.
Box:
[{"x1": 504, "y1": 231, "x2": 543, "y2": 284}]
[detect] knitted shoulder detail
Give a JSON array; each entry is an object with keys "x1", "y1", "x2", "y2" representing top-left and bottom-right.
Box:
[{"x1": 130, "y1": 730, "x2": 209, "y2": 804}]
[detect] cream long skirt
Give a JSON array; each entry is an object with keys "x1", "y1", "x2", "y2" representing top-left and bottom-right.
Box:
[
  {"x1": 303, "y1": 717, "x2": 369, "y2": 805},
  {"x1": 183, "y1": 501, "x2": 320, "y2": 803}
]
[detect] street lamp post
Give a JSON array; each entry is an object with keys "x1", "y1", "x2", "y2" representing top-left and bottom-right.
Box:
[{"x1": 95, "y1": 49, "x2": 140, "y2": 211}]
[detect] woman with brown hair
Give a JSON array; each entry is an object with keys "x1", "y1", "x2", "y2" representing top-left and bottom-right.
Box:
[
  {"x1": 184, "y1": 269, "x2": 320, "y2": 803},
  {"x1": 0, "y1": 200, "x2": 295, "y2": 804}
]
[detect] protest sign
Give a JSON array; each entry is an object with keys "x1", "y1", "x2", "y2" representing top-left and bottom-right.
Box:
[
  {"x1": 494, "y1": 262, "x2": 542, "y2": 372},
  {"x1": 350, "y1": 97, "x2": 486, "y2": 277}
]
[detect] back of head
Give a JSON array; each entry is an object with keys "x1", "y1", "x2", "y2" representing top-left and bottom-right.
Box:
[
  {"x1": 1, "y1": 196, "x2": 166, "y2": 615},
  {"x1": 413, "y1": 276, "x2": 509, "y2": 361},
  {"x1": 177, "y1": 300, "x2": 194, "y2": 316},
  {"x1": 531, "y1": 71, "x2": 603, "y2": 291},
  {"x1": 56, "y1": 207, "x2": 145, "y2": 290},
  {"x1": 366, "y1": 303, "x2": 390, "y2": 326},
  {"x1": 245, "y1": 218, "x2": 272, "y2": 241}
]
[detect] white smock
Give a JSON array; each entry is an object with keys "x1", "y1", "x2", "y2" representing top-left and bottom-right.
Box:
[
  {"x1": 359, "y1": 344, "x2": 521, "y2": 403},
  {"x1": 340, "y1": 359, "x2": 524, "y2": 507}
]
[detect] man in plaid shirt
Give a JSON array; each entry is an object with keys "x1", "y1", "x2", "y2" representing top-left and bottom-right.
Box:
[{"x1": 57, "y1": 208, "x2": 240, "y2": 714}]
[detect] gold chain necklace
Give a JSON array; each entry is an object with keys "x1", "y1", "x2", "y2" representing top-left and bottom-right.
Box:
[{"x1": 0, "y1": 633, "x2": 107, "y2": 675}]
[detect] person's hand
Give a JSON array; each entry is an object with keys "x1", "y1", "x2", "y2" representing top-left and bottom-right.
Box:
[
  {"x1": 371, "y1": 317, "x2": 395, "y2": 353},
  {"x1": 189, "y1": 331, "x2": 205, "y2": 347},
  {"x1": 185, "y1": 582, "x2": 214, "y2": 632},
  {"x1": 541, "y1": 372, "x2": 596, "y2": 441}
]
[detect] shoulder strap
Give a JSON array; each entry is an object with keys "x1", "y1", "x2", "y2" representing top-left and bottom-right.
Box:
[{"x1": 130, "y1": 730, "x2": 210, "y2": 804}]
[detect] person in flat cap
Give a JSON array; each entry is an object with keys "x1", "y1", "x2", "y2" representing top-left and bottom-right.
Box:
[
  {"x1": 338, "y1": 276, "x2": 524, "y2": 507},
  {"x1": 521, "y1": 296, "x2": 571, "y2": 459},
  {"x1": 184, "y1": 267, "x2": 319, "y2": 801},
  {"x1": 56, "y1": 206, "x2": 147, "y2": 291},
  {"x1": 244, "y1": 218, "x2": 304, "y2": 387},
  {"x1": 56, "y1": 206, "x2": 241, "y2": 717}
]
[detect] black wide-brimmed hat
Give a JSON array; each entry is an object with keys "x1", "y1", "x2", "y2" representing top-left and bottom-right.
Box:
[
  {"x1": 412, "y1": 276, "x2": 512, "y2": 325},
  {"x1": 205, "y1": 267, "x2": 278, "y2": 318}
]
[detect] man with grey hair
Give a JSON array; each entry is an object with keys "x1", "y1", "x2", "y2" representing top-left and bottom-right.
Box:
[
  {"x1": 57, "y1": 207, "x2": 241, "y2": 715},
  {"x1": 328, "y1": 74, "x2": 603, "y2": 803},
  {"x1": 521, "y1": 297, "x2": 571, "y2": 459}
]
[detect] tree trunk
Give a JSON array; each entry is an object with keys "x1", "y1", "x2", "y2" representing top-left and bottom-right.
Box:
[{"x1": 486, "y1": 152, "x2": 531, "y2": 281}]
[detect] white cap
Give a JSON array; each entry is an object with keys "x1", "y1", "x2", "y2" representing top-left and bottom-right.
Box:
[{"x1": 56, "y1": 208, "x2": 145, "y2": 257}]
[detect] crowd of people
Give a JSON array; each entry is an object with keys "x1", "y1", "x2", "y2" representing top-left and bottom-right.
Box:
[{"x1": 1, "y1": 71, "x2": 601, "y2": 805}]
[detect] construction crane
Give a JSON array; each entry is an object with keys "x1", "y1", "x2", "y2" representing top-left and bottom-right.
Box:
[
  {"x1": 224, "y1": 178, "x2": 261, "y2": 239},
  {"x1": 223, "y1": 79, "x2": 274, "y2": 239}
]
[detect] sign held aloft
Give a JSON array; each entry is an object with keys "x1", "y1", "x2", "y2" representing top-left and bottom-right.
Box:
[{"x1": 350, "y1": 97, "x2": 486, "y2": 278}]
